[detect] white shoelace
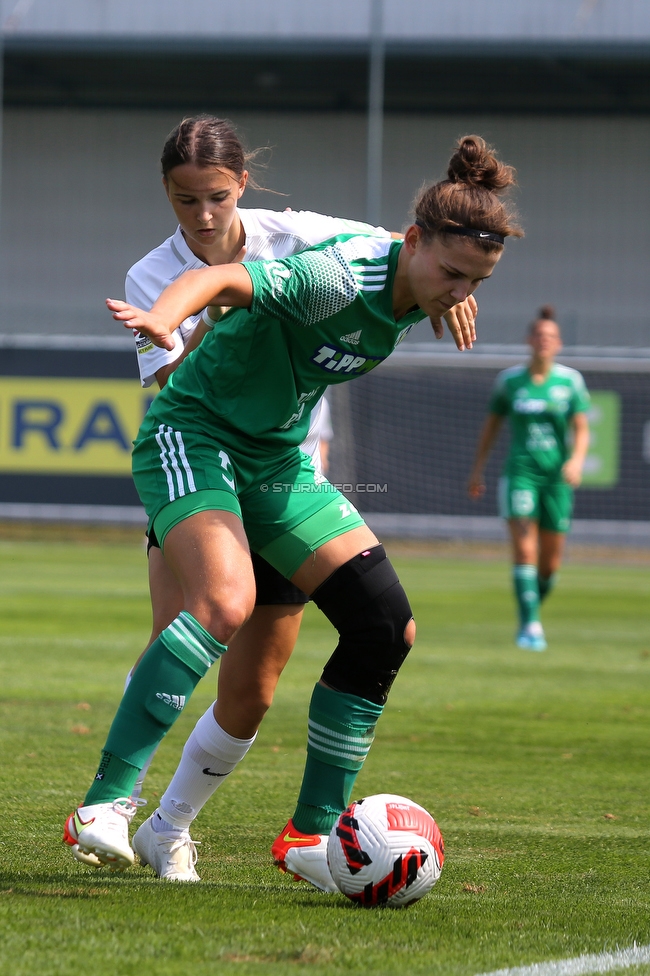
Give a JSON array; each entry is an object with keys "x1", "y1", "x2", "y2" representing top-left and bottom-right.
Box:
[
  {"x1": 157, "y1": 832, "x2": 201, "y2": 867},
  {"x1": 112, "y1": 796, "x2": 147, "y2": 822}
]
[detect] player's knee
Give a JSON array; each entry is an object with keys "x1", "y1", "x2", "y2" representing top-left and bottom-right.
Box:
[
  {"x1": 214, "y1": 602, "x2": 253, "y2": 645},
  {"x1": 189, "y1": 595, "x2": 253, "y2": 646},
  {"x1": 311, "y1": 545, "x2": 414, "y2": 705},
  {"x1": 404, "y1": 616, "x2": 416, "y2": 648}
]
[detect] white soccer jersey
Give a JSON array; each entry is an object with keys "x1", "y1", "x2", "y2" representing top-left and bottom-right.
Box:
[
  {"x1": 319, "y1": 397, "x2": 333, "y2": 443},
  {"x1": 300, "y1": 397, "x2": 324, "y2": 471}
]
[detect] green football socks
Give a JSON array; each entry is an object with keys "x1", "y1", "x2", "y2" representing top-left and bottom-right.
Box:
[
  {"x1": 292, "y1": 683, "x2": 383, "y2": 835},
  {"x1": 538, "y1": 572, "x2": 556, "y2": 602},
  {"x1": 513, "y1": 563, "x2": 541, "y2": 627},
  {"x1": 84, "y1": 612, "x2": 226, "y2": 805}
]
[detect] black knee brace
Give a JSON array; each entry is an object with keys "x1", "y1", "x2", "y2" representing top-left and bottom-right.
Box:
[{"x1": 311, "y1": 544, "x2": 413, "y2": 705}]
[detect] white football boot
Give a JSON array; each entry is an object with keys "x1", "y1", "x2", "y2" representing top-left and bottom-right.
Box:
[
  {"x1": 284, "y1": 839, "x2": 338, "y2": 893},
  {"x1": 64, "y1": 797, "x2": 138, "y2": 871},
  {"x1": 272, "y1": 819, "x2": 338, "y2": 893},
  {"x1": 133, "y1": 815, "x2": 200, "y2": 882},
  {"x1": 69, "y1": 843, "x2": 104, "y2": 869}
]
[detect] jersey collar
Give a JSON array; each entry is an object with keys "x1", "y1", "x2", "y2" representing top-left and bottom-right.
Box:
[{"x1": 171, "y1": 225, "x2": 208, "y2": 269}]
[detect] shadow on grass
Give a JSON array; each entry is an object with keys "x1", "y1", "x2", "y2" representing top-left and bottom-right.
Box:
[{"x1": 0, "y1": 868, "x2": 354, "y2": 907}]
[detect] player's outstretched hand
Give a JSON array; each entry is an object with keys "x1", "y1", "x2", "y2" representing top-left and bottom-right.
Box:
[
  {"x1": 437, "y1": 295, "x2": 478, "y2": 350},
  {"x1": 467, "y1": 474, "x2": 486, "y2": 499},
  {"x1": 443, "y1": 295, "x2": 478, "y2": 352},
  {"x1": 106, "y1": 299, "x2": 176, "y2": 351},
  {"x1": 562, "y1": 457, "x2": 583, "y2": 488}
]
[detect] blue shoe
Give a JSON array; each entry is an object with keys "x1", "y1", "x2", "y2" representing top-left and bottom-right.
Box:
[{"x1": 516, "y1": 622, "x2": 547, "y2": 652}]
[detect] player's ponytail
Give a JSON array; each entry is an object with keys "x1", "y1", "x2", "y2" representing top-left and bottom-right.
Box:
[
  {"x1": 161, "y1": 115, "x2": 266, "y2": 189},
  {"x1": 413, "y1": 135, "x2": 523, "y2": 250},
  {"x1": 528, "y1": 305, "x2": 561, "y2": 337},
  {"x1": 538, "y1": 304, "x2": 556, "y2": 322}
]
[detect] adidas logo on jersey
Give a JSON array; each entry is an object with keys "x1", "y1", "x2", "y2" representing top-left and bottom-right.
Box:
[
  {"x1": 339, "y1": 330, "x2": 362, "y2": 345},
  {"x1": 155, "y1": 692, "x2": 186, "y2": 710},
  {"x1": 311, "y1": 344, "x2": 383, "y2": 375}
]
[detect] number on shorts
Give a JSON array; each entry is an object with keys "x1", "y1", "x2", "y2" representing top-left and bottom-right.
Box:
[{"x1": 218, "y1": 450, "x2": 236, "y2": 491}]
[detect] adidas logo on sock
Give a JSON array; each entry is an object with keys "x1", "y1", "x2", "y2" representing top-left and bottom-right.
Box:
[
  {"x1": 155, "y1": 692, "x2": 186, "y2": 710},
  {"x1": 339, "y1": 330, "x2": 362, "y2": 344}
]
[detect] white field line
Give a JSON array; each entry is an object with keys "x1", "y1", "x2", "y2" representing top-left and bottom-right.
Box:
[{"x1": 477, "y1": 943, "x2": 650, "y2": 976}]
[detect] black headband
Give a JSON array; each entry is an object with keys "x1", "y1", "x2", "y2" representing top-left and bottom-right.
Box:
[{"x1": 415, "y1": 220, "x2": 505, "y2": 246}]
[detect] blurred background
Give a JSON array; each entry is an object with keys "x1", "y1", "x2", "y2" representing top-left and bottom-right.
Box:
[{"x1": 0, "y1": 0, "x2": 648, "y2": 542}]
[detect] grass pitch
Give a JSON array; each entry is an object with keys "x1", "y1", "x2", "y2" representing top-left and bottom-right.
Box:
[{"x1": 0, "y1": 534, "x2": 649, "y2": 976}]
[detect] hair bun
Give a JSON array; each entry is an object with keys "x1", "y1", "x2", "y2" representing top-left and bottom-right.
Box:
[
  {"x1": 447, "y1": 135, "x2": 516, "y2": 193},
  {"x1": 538, "y1": 305, "x2": 556, "y2": 321}
]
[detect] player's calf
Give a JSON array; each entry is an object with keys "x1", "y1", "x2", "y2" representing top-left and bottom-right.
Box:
[{"x1": 274, "y1": 545, "x2": 415, "y2": 888}]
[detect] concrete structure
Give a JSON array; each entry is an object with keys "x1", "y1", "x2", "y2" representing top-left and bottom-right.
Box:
[
  {"x1": 0, "y1": 2, "x2": 647, "y2": 532},
  {"x1": 1, "y1": 0, "x2": 649, "y2": 346},
  {"x1": 2, "y1": 0, "x2": 649, "y2": 45}
]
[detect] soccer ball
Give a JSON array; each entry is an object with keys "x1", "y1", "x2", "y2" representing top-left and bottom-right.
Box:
[{"x1": 327, "y1": 793, "x2": 444, "y2": 907}]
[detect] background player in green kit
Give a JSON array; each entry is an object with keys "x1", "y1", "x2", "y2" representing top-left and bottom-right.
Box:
[
  {"x1": 66, "y1": 136, "x2": 522, "y2": 891},
  {"x1": 469, "y1": 307, "x2": 590, "y2": 652}
]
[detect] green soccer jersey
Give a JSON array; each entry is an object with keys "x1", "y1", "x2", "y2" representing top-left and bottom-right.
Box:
[
  {"x1": 489, "y1": 363, "x2": 590, "y2": 474},
  {"x1": 146, "y1": 235, "x2": 424, "y2": 455}
]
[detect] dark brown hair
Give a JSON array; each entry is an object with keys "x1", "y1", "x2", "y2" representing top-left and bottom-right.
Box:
[
  {"x1": 537, "y1": 304, "x2": 556, "y2": 321},
  {"x1": 161, "y1": 115, "x2": 264, "y2": 186},
  {"x1": 413, "y1": 135, "x2": 523, "y2": 251},
  {"x1": 529, "y1": 305, "x2": 560, "y2": 337}
]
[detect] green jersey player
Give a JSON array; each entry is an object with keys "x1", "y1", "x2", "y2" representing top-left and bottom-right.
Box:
[
  {"x1": 67, "y1": 135, "x2": 522, "y2": 892},
  {"x1": 122, "y1": 116, "x2": 400, "y2": 815},
  {"x1": 469, "y1": 307, "x2": 590, "y2": 651},
  {"x1": 63, "y1": 115, "x2": 405, "y2": 880}
]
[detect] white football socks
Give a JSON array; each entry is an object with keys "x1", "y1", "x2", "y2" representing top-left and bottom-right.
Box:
[{"x1": 156, "y1": 703, "x2": 256, "y2": 832}]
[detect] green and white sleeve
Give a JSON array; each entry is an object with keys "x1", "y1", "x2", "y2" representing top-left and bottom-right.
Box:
[{"x1": 244, "y1": 246, "x2": 359, "y2": 327}]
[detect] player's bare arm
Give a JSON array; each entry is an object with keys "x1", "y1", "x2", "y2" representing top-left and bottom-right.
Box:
[
  {"x1": 152, "y1": 244, "x2": 246, "y2": 381},
  {"x1": 468, "y1": 412, "x2": 504, "y2": 497},
  {"x1": 562, "y1": 411, "x2": 589, "y2": 487},
  {"x1": 107, "y1": 263, "x2": 253, "y2": 350},
  {"x1": 154, "y1": 319, "x2": 214, "y2": 387}
]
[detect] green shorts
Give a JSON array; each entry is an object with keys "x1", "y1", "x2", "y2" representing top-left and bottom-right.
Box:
[
  {"x1": 498, "y1": 470, "x2": 573, "y2": 533},
  {"x1": 132, "y1": 417, "x2": 365, "y2": 579}
]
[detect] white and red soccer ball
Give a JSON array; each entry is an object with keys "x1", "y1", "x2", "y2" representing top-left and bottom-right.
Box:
[{"x1": 327, "y1": 793, "x2": 444, "y2": 907}]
